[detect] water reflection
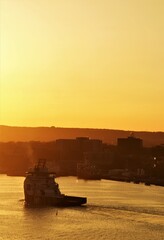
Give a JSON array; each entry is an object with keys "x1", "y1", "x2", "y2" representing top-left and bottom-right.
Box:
[{"x1": 0, "y1": 175, "x2": 164, "y2": 240}]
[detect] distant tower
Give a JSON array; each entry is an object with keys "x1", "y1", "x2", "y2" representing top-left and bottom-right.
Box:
[
  {"x1": 129, "y1": 132, "x2": 135, "y2": 138},
  {"x1": 117, "y1": 134, "x2": 143, "y2": 154}
]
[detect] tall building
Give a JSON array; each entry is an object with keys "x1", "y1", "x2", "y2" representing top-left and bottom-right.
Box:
[{"x1": 117, "y1": 135, "x2": 143, "y2": 154}]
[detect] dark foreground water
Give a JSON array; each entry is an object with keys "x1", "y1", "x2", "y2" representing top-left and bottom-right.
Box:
[{"x1": 0, "y1": 175, "x2": 163, "y2": 240}]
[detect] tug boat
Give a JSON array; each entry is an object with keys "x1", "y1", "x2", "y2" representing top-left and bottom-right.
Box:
[{"x1": 24, "y1": 159, "x2": 87, "y2": 207}]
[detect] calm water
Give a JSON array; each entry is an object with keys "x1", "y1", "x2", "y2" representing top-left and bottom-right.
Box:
[{"x1": 0, "y1": 175, "x2": 163, "y2": 240}]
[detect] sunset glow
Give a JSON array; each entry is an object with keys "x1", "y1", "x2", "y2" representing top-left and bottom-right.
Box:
[{"x1": 0, "y1": 0, "x2": 164, "y2": 131}]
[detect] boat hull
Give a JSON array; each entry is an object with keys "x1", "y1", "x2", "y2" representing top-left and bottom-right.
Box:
[{"x1": 24, "y1": 194, "x2": 87, "y2": 207}]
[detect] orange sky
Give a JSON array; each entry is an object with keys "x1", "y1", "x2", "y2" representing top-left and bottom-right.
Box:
[{"x1": 0, "y1": 0, "x2": 164, "y2": 131}]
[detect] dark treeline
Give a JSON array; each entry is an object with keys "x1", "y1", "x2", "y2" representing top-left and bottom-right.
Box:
[{"x1": 0, "y1": 136, "x2": 164, "y2": 184}]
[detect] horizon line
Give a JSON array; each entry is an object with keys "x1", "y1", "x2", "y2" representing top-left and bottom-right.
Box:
[{"x1": 0, "y1": 124, "x2": 163, "y2": 133}]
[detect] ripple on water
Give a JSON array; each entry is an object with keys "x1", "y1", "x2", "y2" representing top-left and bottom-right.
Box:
[{"x1": 0, "y1": 176, "x2": 164, "y2": 240}]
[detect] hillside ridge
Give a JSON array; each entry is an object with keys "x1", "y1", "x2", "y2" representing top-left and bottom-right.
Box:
[{"x1": 0, "y1": 125, "x2": 164, "y2": 146}]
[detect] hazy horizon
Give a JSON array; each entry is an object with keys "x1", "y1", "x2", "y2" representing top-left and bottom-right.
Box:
[{"x1": 1, "y1": 124, "x2": 164, "y2": 133}]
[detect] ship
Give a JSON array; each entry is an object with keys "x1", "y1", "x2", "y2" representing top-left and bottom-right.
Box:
[
  {"x1": 77, "y1": 152, "x2": 101, "y2": 180},
  {"x1": 77, "y1": 162, "x2": 101, "y2": 180},
  {"x1": 24, "y1": 159, "x2": 87, "y2": 207}
]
